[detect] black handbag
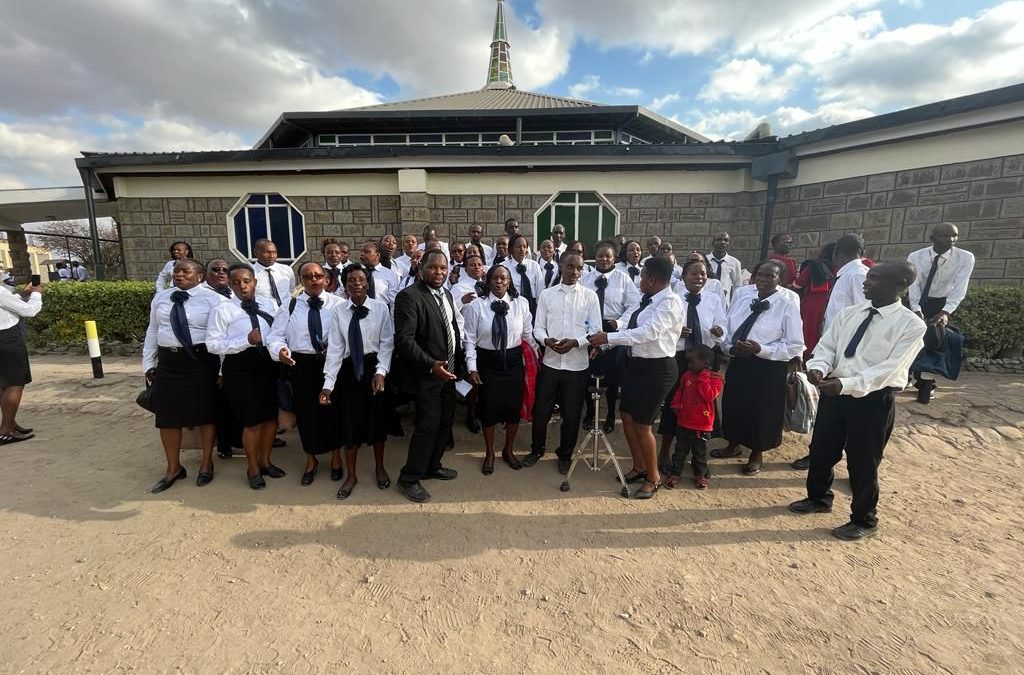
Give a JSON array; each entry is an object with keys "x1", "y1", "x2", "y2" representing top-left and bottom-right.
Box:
[{"x1": 136, "y1": 381, "x2": 156, "y2": 413}]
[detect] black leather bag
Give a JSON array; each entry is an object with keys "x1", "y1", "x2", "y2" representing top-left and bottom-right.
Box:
[{"x1": 136, "y1": 381, "x2": 156, "y2": 413}]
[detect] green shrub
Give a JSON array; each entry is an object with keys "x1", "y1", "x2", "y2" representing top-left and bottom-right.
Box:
[
  {"x1": 953, "y1": 285, "x2": 1024, "y2": 358},
  {"x1": 26, "y1": 281, "x2": 154, "y2": 346}
]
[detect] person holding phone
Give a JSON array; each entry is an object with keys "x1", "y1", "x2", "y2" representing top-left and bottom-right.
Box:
[{"x1": 0, "y1": 276, "x2": 43, "y2": 445}]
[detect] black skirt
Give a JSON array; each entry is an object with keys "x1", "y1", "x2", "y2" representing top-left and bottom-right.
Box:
[
  {"x1": 722, "y1": 356, "x2": 788, "y2": 452},
  {"x1": 222, "y1": 347, "x2": 279, "y2": 428},
  {"x1": 0, "y1": 324, "x2": 30, "y2": 387},
  {"x1": 590, "y1": 345, "x2": 626, "y2": 389},
  {"x1": 289, "y1": 352, "x2": 341, "y2": 455},
  {"x1": 336, "y1": 353, "x2": 396, "y2": 446},
  {"x1": 476, "y1": 346, "x2": 524, "y2": 426},
  {"x1": 657, "y1": 350, "x2": 691, "y2": 436},
  {"x1": 620, "y1": 356, "x2": 678, "y2": 426},
  {"x1": 152, "y1": 346, "x2": 219, "y2": 429}
]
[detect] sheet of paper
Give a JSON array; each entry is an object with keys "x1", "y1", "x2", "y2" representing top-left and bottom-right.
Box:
[{"x1": 455, "y1": 379, "x2": 473, "y2": 397}]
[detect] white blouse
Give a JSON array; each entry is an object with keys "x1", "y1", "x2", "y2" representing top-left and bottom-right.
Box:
[
  {"x1": 206, "y1": 296, "x2": 278, "y2": 355},
  {"x1": 724, "y1": 285, "x2": 805, "y2": 361},
  {"x1": 607, "y1": 285, "x2": 685, "y2": 359},
  {"x1": 615, "y1": 261, "x2": 644, "y2": 287},
  {"x1": 0, "y1": 285, "x2": 42, "y2": 331},
  {"x1": 670, "y1": 285, "x2": 727, "y2": 350},
  {"x1": 142, "y1": 285, "x2": 228, "y2": 372},
  {"x1": 322, "y1": 297, "x2": 394, "y2": 390},
  {"x1": 155, "y1": 259, "x2": 176, "y2": 291},
  {"x1": 451, "y1": 278, "x2": 487, "y2": 312},
  {"x1": 582, "y1": 267, "x2": 642, "y2": 329},
  {"x1": 463, "y1": 293, "x2": 537, "y2": 372},
  {"x1": 502, "y1": 257, "x2": 545, "y2": 301},
  {"x1": 266, "y1": 291, "x2": 344, "y2": 357}
]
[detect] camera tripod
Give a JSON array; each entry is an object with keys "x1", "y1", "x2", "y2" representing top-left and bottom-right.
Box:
[{"x1": 559, "y1": 376, "x2": 629, "y2": 497}]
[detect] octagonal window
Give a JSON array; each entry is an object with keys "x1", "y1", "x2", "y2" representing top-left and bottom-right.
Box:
[{"x1": 227, "y1": 193, "x2": 306, "y2": 263}]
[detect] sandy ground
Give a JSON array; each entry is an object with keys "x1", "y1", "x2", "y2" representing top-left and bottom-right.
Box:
[{"x1": 0, "y1": 355, "x2": 1022, "y2": 674}]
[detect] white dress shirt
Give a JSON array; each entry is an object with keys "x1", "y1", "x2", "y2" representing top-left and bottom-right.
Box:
[
  {"x1": 266, "y1": 291, "x2": 344, "y2": 358},
  {"x1": 582, "y1": 267, "x2": 642, "y2": 329},
  {"x1": 0, "y1": 285, "x2": 42, "y2": 330},
  {"x1": 607, "y1": 285, "x2": 685, "y2": 359},
  {"x1": 823, "y1": 258, "x2": 870, "y2": 332},
  {"x1": 615, "y1": 261, "x2": 644, "y2": 288},
  {"x1": 808, "y1": 301, "x2": 926, "y2": 398},
  {"x1": 670, "y1": 285, "x2": 727, "y2": 350},
  {"x1": 142, "y1": 285, "x2": 228, "y2": 372},
  {"x1": 907, "y1": 246, "x2": 976, "y2": 314},
  {"x1": 201, "y1": 281, "x2": 233, "y2": 298},
  {"x1": 724, "y1": 285, "x2": 805, "y2": 362},
  {"x1": 463, "y1": 293, "x2": 537, "y2": 372},
  {"x1": 417, "y1": 241, "x2": 450, "y2": 258},
  {"x1": 392, "y1": 254, "x2": 414, "y2": 277},
  {"x1": 502, "y1": 257, "x2": 545, "y2": 302},
  {"x1": 360, "y1": 264, "x2": 401, "y2": 308},
  {"x1": 205, "y1": 295, "x2": 277, "y2": 355},
  {"x1": 535, "y1": 242, "x2": 567, "y2": 262},
  {"x1": 537, "y1": 258, "x2": 561, "y2": 289},
  {"x1": 323, "y1": 262, "x2": 347, "y2": 297},
  {"x1": 74, "y1": 266, "x2": 88, "y2": 281},
  {"x1": 467, "y1": 241, "x2": 495, "y2": 264},
  {"x1": 253, "y1": 262, "x2": 296, "y2": 308},
  {"x1": 156, "y1": 260, "x2": 177, "y2": 290},
  {"x1": 322, "y1": 297, "x2": 394, "y2": 390},
  {"x1": 451, "y1": 277, "x2": 487, "y2": 312},
  {"x1": 534, "y1": 283, "x2": 602, "y2": 372},
  {"x1": 706, "y1": 252, "x2": 743, "y2": 304}
]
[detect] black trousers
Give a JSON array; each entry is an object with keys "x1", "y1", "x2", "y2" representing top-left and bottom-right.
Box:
[
  {"x1": 531, "y1": 365, "x2": 590, "y2": 459},
  {"x1": 400, "y1": 378, "x2": 456, "y2": 483},
  {"x1": 671, "y1": 428, "x2": 710, "y2": 477},
  {"x1": 805, "y1": 388, "x2": 896, "y2": 528}
]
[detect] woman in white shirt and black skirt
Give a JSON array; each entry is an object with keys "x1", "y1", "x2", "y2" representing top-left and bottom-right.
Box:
[
  {"x1": 0, "y1": 278, "x2": 43, "y2": 445},
  {"x1": 320, "y1": 263, "x2": 397, "y2": 500},
  {"x1": 465, "y1": 264, "x2": 538, "y2": 474},
  {"x1": 206, "y1": 263, "x2": 284, "y2": 490},
  {"x1": 589, "y1": 256, "x2": 684, "y2": 499},
  {"x1": 720, "y1": 259, "x2": 805, "y2": 475},
  {"x1": 143, "y1": 258, "x2": 228, "y2": 492},
  {"x1": 266, "y1": 262, "x2": 345, "y2": 486}
]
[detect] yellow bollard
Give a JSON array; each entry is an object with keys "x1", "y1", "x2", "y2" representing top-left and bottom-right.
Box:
[{"x1": 84, "y1": 320, "x2": 104, "y2": 378}]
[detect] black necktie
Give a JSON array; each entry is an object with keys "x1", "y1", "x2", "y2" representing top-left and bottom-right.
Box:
[
  {"x1": 516, "y1": 263, "x2": 534, "y2": 301},
  {"x1": 264, "y1": 268, "x2": 282, "y2": 306},
  {"x1": 169, "y1": 290, "x2": 196, "y2": 359},
  {"x1": 365, "y1": 266, "x2": 376, "y2": 299},
  {"x1": 544, "y1": 261, "x2": 555, "y2": 287},
  {"x1": 307, "y1": 295, "x2": 324, "y2": 353},
  {"x1": 685, "y1": 292, "x2": 702, "y2": 349},
  {"x1": 475, "y1": 281, "x2": 487, "y2": 297},
  {"x1": 628, "y1": 266, "x2": 640, "y2": 282},
  {"x1": 327, "y1": 266, "x2": 341, "y2": 289},
  {"x1": 240, "y1": 299, "x2": 275, "y2": 334},
  {"x1": 921, "y1": 255, "x2": 940, "y2": 301},
  {"x1": 594, "y1": 275, "x2": 608, "y2": 318},
  {"x1": 214, "y1": 286, "x2": 231, "y2": 298},
  {"x1": 349, "y1": 304, "x2": 370, "y2": 380},
  {"x1": 491, "y1": 299, "x2": 510, "y2": 369},
  {"x1": 712, "y1": 258, "x2": 723, "y2": 280},
  {"x1": 493, "y1": 255, "x2": 505, "y2": 266},
  {"x1": 733, "y1": 298, "x2": 770, "y2": 343},
  {"x1": 844, "y1": 307, "x2": 880, "y2": 357},
  {"x1": 434, "y1": 290, "x2": 455, "y2": 373},
  {"x1": 628, "y1": 294, "x2": 653, "y2": 330}
]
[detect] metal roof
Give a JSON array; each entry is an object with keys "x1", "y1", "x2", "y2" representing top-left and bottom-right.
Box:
[{"x1": 344, "y1": 88, "x2": 598, "y2": 112}]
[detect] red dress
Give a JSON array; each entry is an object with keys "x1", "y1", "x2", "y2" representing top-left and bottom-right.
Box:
[
  {"x1": 769, "y1": 253, "x2": 798, "y2": 286},
  {"x1": 794, "y1": 265, "x2": 832, "y2": 355},
  {"x1": 670, "y1": 370, "x2": 724, "y2": 433}
]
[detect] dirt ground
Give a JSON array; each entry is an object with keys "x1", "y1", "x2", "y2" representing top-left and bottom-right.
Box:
[{"x1": 0, "y1": 355, "x2": 1022, "y2": 674}]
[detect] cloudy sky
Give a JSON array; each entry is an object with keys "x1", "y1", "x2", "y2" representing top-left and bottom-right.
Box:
[{"x1": 1, "y1": 0, "x2": 1021, "y2": 189}]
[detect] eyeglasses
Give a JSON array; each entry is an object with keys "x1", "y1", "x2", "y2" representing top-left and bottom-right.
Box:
[
  {"x1": 301, "y1": 273, "x2": 326, "y2": 281},
  {"x1": 210, "y1": 267, "x2": 229, "y2": 273}
]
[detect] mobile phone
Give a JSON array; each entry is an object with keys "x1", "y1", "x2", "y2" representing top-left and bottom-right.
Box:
[{"x1": 31, "y1": 274, "x2": 41, "y2": 286}]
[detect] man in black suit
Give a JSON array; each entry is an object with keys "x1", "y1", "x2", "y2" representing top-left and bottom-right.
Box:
[{"x1": 393, "y1": 249, "x2": 463, "y2": 502}]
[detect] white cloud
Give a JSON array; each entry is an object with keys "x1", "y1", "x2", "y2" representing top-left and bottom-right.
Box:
[
  {"x1": 699, "y1": 59, "x2": 803, "y2": 102},
  {"x1": 568, "y1": 75, "x2": 601, "y2": 99},
  {"x1": 650, "y1": 92, "x2": 681, "y2": 111},
  {"x1": 567, "y1": 75, "x2": 642, "y2": 101},
  {"x1": 685, "y1": 100, "x2": 876, "y2": 141}
]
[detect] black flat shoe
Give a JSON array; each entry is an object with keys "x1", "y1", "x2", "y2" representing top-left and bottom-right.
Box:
[
  {"x1": 466, "y1": 417, "x2": 481, "y2": 434},
  {"x1": 248, "y1": 473, "x2": 266, "y2": 490},
  {"x1": 482, "y1": 458, "x2": 495, "y2": 475},
  {"x1": 788, "y1": 498, "x2": 832, "y2": 514},
  {"x1": 423, "y1": 466, "x2": 457, "y2": 480},
  {"x1": 741, "y1": 461, "x2": 761, "y2": 476},
  {"x1": 336, "y1": 483, "x2": 355, "y2": 500},
  {"x1": 791, "y1": 455, "x2": 811, "y2": 470},
  {"x1": 330, "y1": 467, "x2": 344, "y2": 481},
  {"x1": 581, "y1": 416, "x2": 594, "y2": 430},
  {"x1": 151, "y1": 467, "x2": 186, "y2": 493},
  {"x1": 710, "y1": 446, "x2": 743, "y2": 459},
  {"x1": 13, "y1": 424, "x2": 32, "y2": 435},
  {"x1": 602, "y1": 418, "x2": 616, "y2": 434},
  {"x1": 831, "y1": 521, "x2": 878, "y2": 541},
  {"x1": 301, "y1": 460, "x2": 319, "y2": 486},
  {"x1": 502, "y1": 455, "x2": 522, "y2": 471},
  {"x1": 272, "y1": 437, "x2": 287, "y2": 448},
  {"x1": 397, "y1": 480, "x2": 431, "y2": 503},
  {"x1": 557, "y1": 458, "x2": 571, "y2": 475},
  {"x1": 520, "y1": 452, "x2": 542, "y2": 468},
  {"x1": 376, "y1": 470, "x2": 391, "y2": 490},
  {"x1": 622, "y1": 470, "x2": 646, "y2": 484},
  {"x1": 633, "y1": 481, "x2": 661, "y2": 499},
  {"x1": 261, "y1": 464, "x2": 286, "y2": 479},
  {"x1": 216, "y1": 449, "x2": 232, "y2": 459},
  {"x1": 196, "y1": 471, "x2": 214, "y2": 487}
]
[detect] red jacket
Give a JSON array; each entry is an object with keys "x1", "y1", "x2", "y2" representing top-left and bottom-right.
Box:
[{"x1": 670, "y1": 370, "x2": 724, "y2": 432}]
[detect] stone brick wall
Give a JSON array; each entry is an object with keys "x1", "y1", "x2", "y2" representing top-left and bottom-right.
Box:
[{"x1": 773, "y1": 155, "x2": 1024, "y2": 285}]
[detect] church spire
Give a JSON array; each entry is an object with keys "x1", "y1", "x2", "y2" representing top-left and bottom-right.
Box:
[{"x1": 483, "y1": 0, "x2": 515, "y2": 90}]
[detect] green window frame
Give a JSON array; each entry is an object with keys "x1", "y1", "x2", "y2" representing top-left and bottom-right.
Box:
[{"x1": 534, "y1": 191, "x2": 620, "y2": 262}]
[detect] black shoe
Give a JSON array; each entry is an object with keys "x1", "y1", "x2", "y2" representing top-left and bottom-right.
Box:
[
  {"x1": 397, "y1": 480, "x2": 431, "y2": 503},
  {"x1": 151, "y1": 467, "x2": 186, "y2": 493},
  {"x1": 272, "y1": 437, "x2": 287, "y2": 448},
  {"x1": 634, "y1": 481, "x2": 661, "y2": 499},
  {"x1": 217, "y1": 448, "x2": 233, "y2": 459},
  {"x1": 520, "y1": 452, "x2": 543, "y2": 468},
  {"x1": 336, "y1": 483, "x2": 355, "y2": 500},
  {"x1": 13, "y1": 424, "x2": 32, "y2": 435},
  {"x1": 248, "y1": 473, "x2": 266, "y2": 490},
  {"x1": 466, "y1": 417, "x2": 481, "y2": 434},
  {"x1": 788, "y1": 498, "x2": 833, "y2": 514},
  {"x1": 602, "y1": 417, "x2": 615, "y2": 434},
  {"x1": 791, "y1": 455, "x2": 811, "y2": 470},
  {"x1": 330, "y1": 466, "x2": 344, "y2": 482},
  {"x1": 423, "y1": 466, "x2": 457, "y2": 480},
  {"x1": 482, "y1": 458, "x2": 495, "y2": 475},
  {"x1": 376, "y1": 470, "x2": 391, "y2": 490},
  {"x1": 557, "y1": 458, "x2": 571, "y2": 475},
  {"x1": 831, "y1": 521, "x2": 878, "y2": 540},
  {"x1": 623, "y1": 470, "x2": 647, "y2": 484},
  {"x1": 581, "y1": 416, "x2": 594, "y2": 430},
  {"x1": 301, "y1": 460, "x2": 319, "y2": 486},
  {"x1": 261, "y1": 464, "x2": 287, "y2": 479},
  {"x1": 196, "y1": 470, "x2": 214, "y2": 487}
]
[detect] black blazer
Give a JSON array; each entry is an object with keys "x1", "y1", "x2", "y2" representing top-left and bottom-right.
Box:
[{"x1": 393, "y1": 280, "x2": 464, "y2": 393}]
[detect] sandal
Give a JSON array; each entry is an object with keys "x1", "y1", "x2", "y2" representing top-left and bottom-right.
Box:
[
  {"x1": 741, "y1": 461, "x2": 762, "y2": 476},
  {"x1": 711, "y1": 446, "x2": 742, "y2": 459},
  {"x1": 376, "y1": 469, "x2": 391, "y2": 490},
  {"x1": 664, "y1": 474, "x2": 681, "y2": 489},
  {"x1": 634, "y1": 480, "x2": 662, "y2": 500},
  {"x1": 482, "y1": 457, "x2": 495, "y2": 475},
  {"x1": 622, "y1": 470, "x2": 647, "y2": 484},
  {"x1": 0, "y1": 433, "x2": 33, "y2": 445},
  {"x1": 14, "y1": 425, "x2": 32, "y2": 435},
  {"x1": 336, "y1": 482, "x2": 356, "y2": 500}
]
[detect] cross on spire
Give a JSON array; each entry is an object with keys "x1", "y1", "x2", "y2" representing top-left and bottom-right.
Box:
[{"x1": 484, "y1": 0, "x2": 515, "y2": 90}]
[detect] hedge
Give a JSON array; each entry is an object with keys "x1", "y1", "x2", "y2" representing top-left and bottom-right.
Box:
[
  {"x1": 26, "y1": 281, "x2": 154, "y2": 347},
  {"x1": 21, "y1": 280, "x2": 1024, "y2": 359}
]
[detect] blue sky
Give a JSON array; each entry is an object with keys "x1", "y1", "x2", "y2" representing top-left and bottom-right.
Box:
[{"x1": 0, "y1": 0, "x2": 1020, "y2": 187}]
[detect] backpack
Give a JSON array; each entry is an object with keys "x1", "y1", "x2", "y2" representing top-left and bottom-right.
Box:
[{"x1": 784, "y1": 371, "x2": 819, "y2": 434}]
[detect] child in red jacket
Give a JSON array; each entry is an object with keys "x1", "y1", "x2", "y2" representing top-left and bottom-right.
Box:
[{"x1": 666, "y1": 345, "x2": 724, "y2": 489}]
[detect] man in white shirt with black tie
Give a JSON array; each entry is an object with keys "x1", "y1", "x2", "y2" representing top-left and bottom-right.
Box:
[
  {"x1": 822, "y1": 234, "x2": 870, "y2": 334},
  {"x1": 252, "y1": 239, "x2": 295, "y2": 309},
  {"x1": 906, "y1": 222, "x2": 975, "y2": 402},
  {"x1": 707, "y1": 232, "x2": 742, "y2": 306},
  {"x1": 789, "y1": 261, "x2": 926, "y2": 541}
]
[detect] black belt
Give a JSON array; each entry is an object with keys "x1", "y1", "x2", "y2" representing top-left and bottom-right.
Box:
[{"x1": 159, "y1": 344, "x2": 208, "y2": 354}]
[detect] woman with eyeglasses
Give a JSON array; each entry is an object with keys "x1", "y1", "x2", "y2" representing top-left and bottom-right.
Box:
[{"x1": 266, "y1": 262, "x2": 345, "y2": 486}]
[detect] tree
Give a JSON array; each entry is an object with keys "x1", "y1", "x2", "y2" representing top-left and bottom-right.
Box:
[{"x1": 29, "y1": 219, "x2": 124, "y2": 278}]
